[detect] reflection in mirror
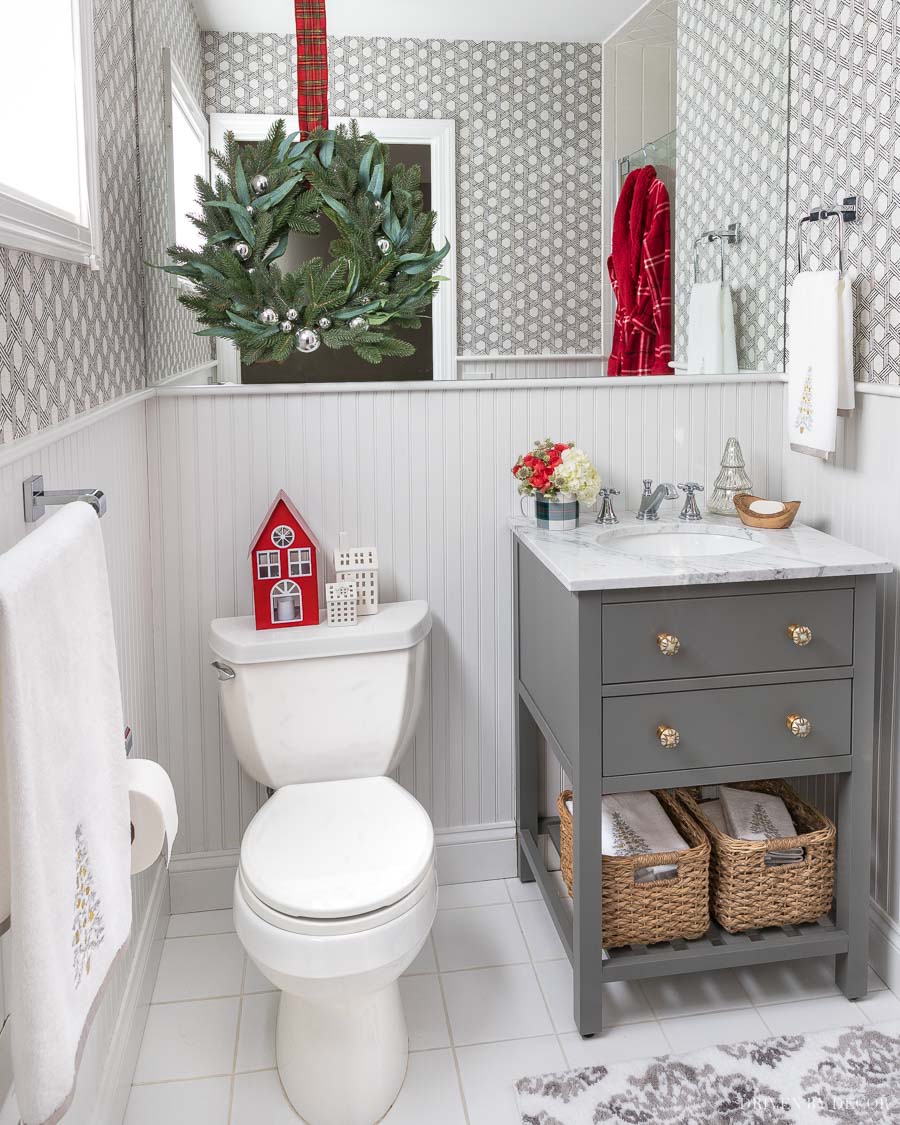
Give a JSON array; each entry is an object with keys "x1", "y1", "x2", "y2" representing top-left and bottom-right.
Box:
[
  {"x1": 140, "y1": 0, "x2": 792, "y2": 386},
  {"x1": 603, "y1": 0, "x2": 790, "y2": 377}
]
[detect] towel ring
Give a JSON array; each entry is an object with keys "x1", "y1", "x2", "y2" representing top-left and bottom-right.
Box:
[
  {"x1": 797, "y1": 209, "x2": 845, "y2": 273},
  {"x1": 693, "y1": 224, "x2": 741, "y2": 284}
]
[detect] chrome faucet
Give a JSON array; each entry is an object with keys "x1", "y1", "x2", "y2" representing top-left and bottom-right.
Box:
[
  {"x1": 636, "y1": 479, "x2": 678, "y2": 521},
  {"x1": 678, "y1": 482, "x2": 705, "y2": 521},
  {"x1": 595, "y1": 487, "x2": 620, "y2": 525}
]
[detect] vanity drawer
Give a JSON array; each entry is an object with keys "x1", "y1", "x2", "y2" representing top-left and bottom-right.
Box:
[
  {"x1": 602, "y1": 589, "x2": 854, "y2": 684},
  {"x1": 602, "y1": 679, "x2": 851, "y2": 777}
]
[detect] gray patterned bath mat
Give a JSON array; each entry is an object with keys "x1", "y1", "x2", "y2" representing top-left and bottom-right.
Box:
[{"x1": 515, "y1": 1018, "x2": 900, "y2": 1124}]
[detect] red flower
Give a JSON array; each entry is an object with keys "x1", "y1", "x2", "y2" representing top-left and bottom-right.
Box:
[{"x1": 554, "y1": 443, "x2": 570, "y2": 453}]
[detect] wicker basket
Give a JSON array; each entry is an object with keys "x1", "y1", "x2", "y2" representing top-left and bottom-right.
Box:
[
  {"x1": 676, "y1": 780, "x2": 836, "y2": 934},
  {"x1": 557, "y1": 789, "x2": 710, "y2": 949}
]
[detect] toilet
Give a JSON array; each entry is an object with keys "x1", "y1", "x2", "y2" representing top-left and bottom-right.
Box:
[{"x1": 209, "y1": 601, "x2": 435, "y2": 1125}]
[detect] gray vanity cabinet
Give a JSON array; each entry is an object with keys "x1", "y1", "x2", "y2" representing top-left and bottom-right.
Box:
[{"x1": 514, "y1": 540, "x2": 877, "y2": 1038}]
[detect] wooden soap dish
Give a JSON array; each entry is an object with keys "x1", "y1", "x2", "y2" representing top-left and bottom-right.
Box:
[{"x1": 733, "y1": 494, "x2": 801, "y2": 529}]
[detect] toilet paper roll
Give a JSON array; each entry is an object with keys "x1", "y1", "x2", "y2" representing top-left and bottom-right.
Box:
[{"x1": 127, "y1": 759, "x2": 179, "y2": 876}]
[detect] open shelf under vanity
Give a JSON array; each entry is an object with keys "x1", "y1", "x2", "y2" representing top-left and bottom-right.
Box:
[{"x1": 513, "y1": 533, "x2": 882, "y2": 1037}]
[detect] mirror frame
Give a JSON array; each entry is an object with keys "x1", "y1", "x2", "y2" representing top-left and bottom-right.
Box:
[{"x1": 208, "y1": 113, "x2": 458, "y2": 383}]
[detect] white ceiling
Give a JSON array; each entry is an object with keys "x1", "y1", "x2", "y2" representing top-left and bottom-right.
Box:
[{"x1": 191, "y1": 0, "x2": 649, "y2": 44}]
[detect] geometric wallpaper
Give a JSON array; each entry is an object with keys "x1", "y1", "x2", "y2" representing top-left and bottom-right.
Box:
[
  {"x1": 134, "y1": 0, "x2": 214, "y2": 384},
  {"x1": 0, "y1": 0, "x2": 146, "y2": 443},
  {"x1": 789, "y1": 0, "x2": 900, "y2": 385},
  {"x1": 675, "y1": 0, "x2": 791, "y2": 373},
  {"x1": 0, "y1": 0, "x2": 209, "y2": 445},
  {"x1": 203, "y1": 34, "x2": 605, "y2": 355}
]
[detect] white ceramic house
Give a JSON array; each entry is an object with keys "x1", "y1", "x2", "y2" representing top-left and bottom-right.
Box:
[
  {"x1": 334, "y1": 546, "x2": 379, "y2": 615},
  {"x1": 325, "y1": 581, "x2": 358, "y2": 627}
]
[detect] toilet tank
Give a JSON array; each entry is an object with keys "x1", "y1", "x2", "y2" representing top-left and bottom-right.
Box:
[{"x1": 209, "y1": 601, "x2": 431, "y2": 789}]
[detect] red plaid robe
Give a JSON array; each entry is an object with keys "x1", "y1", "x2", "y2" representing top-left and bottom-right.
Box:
[{"x1": 607, "y1": 166, "x2": 672, "y2": 376}]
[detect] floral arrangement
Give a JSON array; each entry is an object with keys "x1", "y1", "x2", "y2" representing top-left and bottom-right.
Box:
[{"x1": 512, "y1": 440, "x2": 602, "y2": 504}]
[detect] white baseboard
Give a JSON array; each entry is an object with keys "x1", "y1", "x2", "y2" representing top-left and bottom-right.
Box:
[
  {"x1": 169, "y1": 822, "x2": 518, "y2": 913},
  {"x1": 869, "y1": 900, "x2": 900, "y2": 993},
  {"x1": 94, "y1": 862, "x2": 169, "y2": 1124}
]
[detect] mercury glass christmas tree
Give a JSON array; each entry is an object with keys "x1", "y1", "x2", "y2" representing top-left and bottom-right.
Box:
[{"x1": 707, "y1": 436, "x2": 753, "y2": 516}]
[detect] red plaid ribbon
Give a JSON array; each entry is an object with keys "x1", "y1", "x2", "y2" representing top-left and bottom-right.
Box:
[{"x1": 295, "y1": 0, "x2": 329, "y2": 137}]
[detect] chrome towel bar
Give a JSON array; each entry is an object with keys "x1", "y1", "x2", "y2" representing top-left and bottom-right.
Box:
[{"x1": 23, "y1": 475, "x2": 107, "y2": 523}]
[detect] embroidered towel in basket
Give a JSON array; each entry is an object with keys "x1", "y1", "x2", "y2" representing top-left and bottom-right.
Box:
[
  {"x1": 566, "y1": 790, "x2": 690, "y2": 880},
  {"x1": 0, "y1": 504, "x2": 132, "y2": 1125}
]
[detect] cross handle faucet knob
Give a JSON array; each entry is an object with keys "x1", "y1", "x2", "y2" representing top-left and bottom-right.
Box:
[
  {"x1": 596, "y1": 486, "x2": 621, "y2": 525},
  {"x1": 677, "y1": 482, "x2": 705, "y2": 522}
]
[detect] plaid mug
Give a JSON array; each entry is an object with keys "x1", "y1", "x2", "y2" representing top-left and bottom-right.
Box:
[{"x1": 520, "y1": 492, "x2": 580, "y2": 531}]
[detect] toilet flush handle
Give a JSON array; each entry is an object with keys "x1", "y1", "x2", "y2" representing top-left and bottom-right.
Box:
[{"x1": 211, "y1": 661, "x2": 236, "y2": 681}]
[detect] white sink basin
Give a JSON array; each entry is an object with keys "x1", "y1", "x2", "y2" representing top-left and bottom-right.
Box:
[{"x1": 600, "y1": 527, "x2": 764, "y2": 559}]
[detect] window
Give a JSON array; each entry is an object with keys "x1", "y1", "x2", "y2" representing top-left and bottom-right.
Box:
[
  {"x1": 271, "y1": 525, "x2": 295, "y2": 548},
  {"x1": 164, "y1": 49, "x2": 209, "y2": 266},
  {"x1": 256, "y1": 550, "x2": 281, "y2": 580},
  {"x1": 271, "y1": 581, "x2": 303, "y2": 624},
  {"x1": 288, "y1": 548, "x2": 312, "y2": 578},
  {"x1": 0, "y1": 0, "x2": 101, "y2": 266}
]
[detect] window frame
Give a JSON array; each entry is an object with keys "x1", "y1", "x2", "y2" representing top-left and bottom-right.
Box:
[
  {"x1": 208, "y1": 113, "x2": 458, "y2": 383},
  {"x1": 0, "y1": 0, "x2": 102, "y2": 268},
  {"x1": 164, "y1": 48, "x2": 210, "y2": 289},
  {"x1": 271, "y1": 525, "x2": 295, "y2": 548},
  {"x1": 288, "y1": 547, "x2": 312, "y2": 578},
  {"x1": 256, "y1": 550, "x2": 281, "y2": 580},
  {"x1": 271, "y1": 580, "x2": 303, "y2": 624}
]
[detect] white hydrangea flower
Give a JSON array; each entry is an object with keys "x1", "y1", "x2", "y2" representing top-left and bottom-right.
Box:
[{"x1": 551, "y1": 446, "x2": 602, "y2": 504}]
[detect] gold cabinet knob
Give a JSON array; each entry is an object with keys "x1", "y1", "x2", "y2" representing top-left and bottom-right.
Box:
[
  {"x1": 787, "y1": 714, "x2": 812, "y2": 738},
  {"x1": 657, "y1": 725, "x2": 680, "y2": 749},
  {"x1": 788, "y1": 624, "x2": 813, "y2": 647},
  {"x1": 657, "y1": 632, "x2": 681, "y2": 656}
]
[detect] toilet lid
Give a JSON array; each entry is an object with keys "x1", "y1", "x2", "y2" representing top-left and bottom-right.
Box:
[{"x1": 239, "y1": 777, "x2": 434, "y2": 919}]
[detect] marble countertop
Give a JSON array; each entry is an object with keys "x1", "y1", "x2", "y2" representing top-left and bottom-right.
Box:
[{"x1": 511, "y1": 512, "x2": 893, "y2": 592}]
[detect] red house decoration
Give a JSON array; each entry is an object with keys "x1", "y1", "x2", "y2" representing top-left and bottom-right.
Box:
[{"x1": 249, "y1": 490, "x2": 321, "y2": 630}]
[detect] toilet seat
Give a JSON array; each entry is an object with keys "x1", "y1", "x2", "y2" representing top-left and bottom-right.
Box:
[
  {"x1": 239, "y1": 777, "x2": 434, "y2": 921},
  {"x1": 237, "y1": 859, "x2": 435, "y2": 937}
]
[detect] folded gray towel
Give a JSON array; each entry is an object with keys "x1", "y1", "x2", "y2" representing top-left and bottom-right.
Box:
[{"x1": 697, "y1": 792, "x2": 805, "y2": 868}]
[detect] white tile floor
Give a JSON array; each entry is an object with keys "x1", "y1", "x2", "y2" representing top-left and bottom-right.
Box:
[{"x1": 127, "y1": 878, "x2": 900, "y2": 1125}]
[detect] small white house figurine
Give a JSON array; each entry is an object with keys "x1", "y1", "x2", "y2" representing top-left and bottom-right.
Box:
[
  {"x1": 325, "y1": 582, "x2": 358, "y2": 627},
  {"x1": 334, "y1": 534, "x2": 379, "y2": 616}
]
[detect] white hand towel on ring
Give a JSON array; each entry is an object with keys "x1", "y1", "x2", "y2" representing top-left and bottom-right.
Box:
[{"x1": 687, "y1": 282, "x2": 738, "y2": 375}]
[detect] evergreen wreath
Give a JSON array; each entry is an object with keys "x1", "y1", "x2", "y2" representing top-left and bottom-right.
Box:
[{"x1": 159, "y1": 120, "x2": 450, "y2": 365}]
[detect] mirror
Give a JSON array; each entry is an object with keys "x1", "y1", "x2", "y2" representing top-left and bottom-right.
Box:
[{"x1": 137, "y1": 0, "x2": 792, "y2": 386}]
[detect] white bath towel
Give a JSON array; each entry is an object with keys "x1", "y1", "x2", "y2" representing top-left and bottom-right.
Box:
[
  {"x1": 687, "y1": 282, "x2": 738, "y2": 375},
  {"x1": 0, "y1": 504, "x2": 131, "y2": 1125},
  {"x1": 788, "y1": 269, "x2": 855, "y2": 460},
  {"x1": 566, "y1": 792, "x2": 689, "y2": 882},
  {"x1": 718, "y1": 787, "x2": 803, "y2": 866}
]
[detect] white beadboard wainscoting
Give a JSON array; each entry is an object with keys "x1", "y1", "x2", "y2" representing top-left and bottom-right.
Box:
[
  {"x1": 0, "y1": 396, "x2": 167, "y2": 1125},
  {"x1": 457, "y1": 355, "x2": 607, "y2": 380},
  {"x1": 783, "y1": 391, "x2": 900, "y2": 990},
  {"x1": 148, "y1": 375, "x2": 786, "y2": 899}
]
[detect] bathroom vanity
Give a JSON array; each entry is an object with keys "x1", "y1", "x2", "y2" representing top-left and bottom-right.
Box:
[{"x1": 512, "y1": 514, "x2": 892, "y2": 1037}]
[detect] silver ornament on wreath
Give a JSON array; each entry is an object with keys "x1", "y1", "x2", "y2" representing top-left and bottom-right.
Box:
[
  {"x1": 258, "y1": 308, "x2": 278, "y2": 325},
  {"x1": 250, "y1": 174, "x2": 269, "y2": 195},
  {"x1": 349, "y1": 316, "x2": 369, "y2": 331},
  {"x1": 373, "y1": 199, "x2": 384, "y2": 212},
  {"x1": 295, "y1": 327, "x2": 321, "y2": 353},
  {"x1": 279, "y1": 321, "x2": 294, "y2": 334},
  {"x1": 285, "y1": 308, "x2": 299, "y2": 322},
  {"x1": 376, "y1": 236, "x2": 392, "y2": 256},
  {"x1": 233, "y1": 241, "x2": 251, "y2": 260},
  {"x1": 317, "y1": 316, "x2": 332, "y2": 331}
]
